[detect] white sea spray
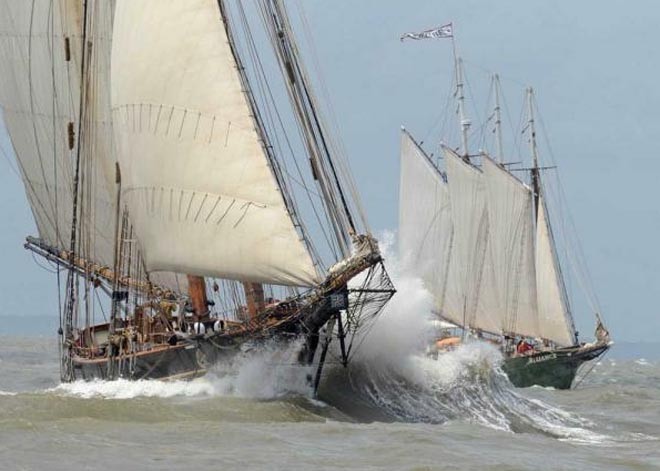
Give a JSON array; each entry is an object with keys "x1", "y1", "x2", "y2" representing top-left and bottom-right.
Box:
[{"x1": 330, "y1": 231, "x2": 614, "y2": 442}]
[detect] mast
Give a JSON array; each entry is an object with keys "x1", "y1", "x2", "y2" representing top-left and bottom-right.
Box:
[
  {"x1": 62, "y1": 0, "x2": 91, "y2": 381},
  {"x1": 109, "y1": 163, "x2": 123, "y2": 337},
  {"x1": 455, "y1": 56, "x2": 471, "y2": 160},
  {"x1": 527, "y1": 87, "x2": 541, "y2": 213},
  {"x1": 242, "y1": 282, "x2": 266, "y2": 320},
  {"x1": 493, "y1": 74, "x2": 504, "y2": 164},
  {"x1": 264, "y1": 0, "x2": 357, "y2": 257},
  {"x1": 187, "y1": 276, "x2": 209, "y2": 321},
  {"x1": 525, "y1": 87, "x2": 578, "y2": 345}
]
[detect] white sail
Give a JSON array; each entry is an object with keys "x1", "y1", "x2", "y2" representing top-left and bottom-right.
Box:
[
  {"x1": 481, "y1": 156, "x2": 540, "y2": 339},
  {"x1": 536, "y1": 196, "x2": 575, "y2": 346},
  {"x1": 0, "y1": 1, "x2": 117, "y2": 267},
  {"x1": 111, "y1": 0, "x2": 320, "y2": 287},
  {"x1": 443, "y1": 148, "x2": 499, "y2": 332},
  {"x1": 398, "y1": 130, "x2": 454, "y2": 314}
]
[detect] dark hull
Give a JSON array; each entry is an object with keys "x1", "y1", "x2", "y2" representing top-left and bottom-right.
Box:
[
  {"x1": 502, "y1": 342, "x2": 610, "y2": 389},
  {"x1": 71, "y1": 292, "x2": 342, "y2": 382},
  {"x1": 73, "y1": 343, "x2": 204, "y2": 381}
]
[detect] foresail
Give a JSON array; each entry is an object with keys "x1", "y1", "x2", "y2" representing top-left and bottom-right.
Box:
[
  {"x1": 482, "y1": 156, "x2": 540, "y2": 339},
  {"x1": 443, "y1": 148, "x2": 498, "y2": 332},
  {"x1": 398, "y1": 130, "x2": 453, "y2": 315},
  {"x1": 111, "y1": 0, "x2": 320, "y2": 287},
  {"x1": 0, "y1": 1, "x2": 117, "y2": 267},
  {"x1": 536, "y1": 196, "x2": 575, "y2": 346}
]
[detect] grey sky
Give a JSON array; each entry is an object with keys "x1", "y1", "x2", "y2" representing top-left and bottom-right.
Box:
[{"x1": 1, "y1": 0, "x2": 658, "y2": 342}]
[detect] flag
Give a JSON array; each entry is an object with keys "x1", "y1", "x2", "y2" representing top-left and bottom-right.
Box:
[{"x1": 400, "y1": 23, "x2": 453, "y2": 42}]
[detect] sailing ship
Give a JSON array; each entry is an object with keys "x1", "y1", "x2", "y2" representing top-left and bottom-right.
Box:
[
  {"x1": 398, "y1": 51, "x2": 611, "y2": 389},
  {"x1": 0, "y1": 0, "x2": 394, "y2": 390}
]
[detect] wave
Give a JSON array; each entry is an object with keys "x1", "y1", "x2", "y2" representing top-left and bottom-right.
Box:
[{"x1": 316, "y1": 240, "x2": 616, "y2": 443}]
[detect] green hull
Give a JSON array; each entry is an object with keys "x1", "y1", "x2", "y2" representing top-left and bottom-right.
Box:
[{"x1": 502, "y1": 343, "x2": 609, "y2": 389}]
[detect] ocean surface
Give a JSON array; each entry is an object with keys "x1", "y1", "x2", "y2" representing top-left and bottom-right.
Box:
[{"x1": 1, "y1": 327, "x2": 659, "y2": 471}]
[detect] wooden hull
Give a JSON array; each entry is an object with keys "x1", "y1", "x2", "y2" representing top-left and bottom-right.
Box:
[
  {"x1": 502, "y1": 342, "x2": 610, "y2": 389},
  {"x1": 70, "y1": 291, "x2": 342, "y2": 382},
  {"x1": 73, "y1": 343, "x2": 204, "y2": 381}
]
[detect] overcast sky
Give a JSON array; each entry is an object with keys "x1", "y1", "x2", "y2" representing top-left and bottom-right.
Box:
[{"x1": 1, "y1": 0, "x2": 658, "y2": 342}]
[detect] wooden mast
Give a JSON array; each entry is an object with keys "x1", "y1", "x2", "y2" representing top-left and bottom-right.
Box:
[
  {"x1": 242, "y1": 282, "x2": 266, "y2": 320},
  {"x1": 527, "y1": 87, "x2": 541, "y2": 213},
  {"x1": 187, "y1": 275, "x2": 209, "y2": 320}
]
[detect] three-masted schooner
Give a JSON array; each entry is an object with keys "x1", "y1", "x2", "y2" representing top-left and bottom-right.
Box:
[
  {"x1": 398, "y1": 38, "x2": 610, "y2": 388},
  {"x1": 0, "y1": 0, "x2": 394, "y2": 390}
]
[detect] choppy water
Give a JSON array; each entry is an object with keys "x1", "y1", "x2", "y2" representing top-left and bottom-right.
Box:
[
  {"x1": 1, "y1": 334, "x2": 658, "y2": 471},
  {"x1": 1, "y1": 265, "x2": 658, "y2": 470}
]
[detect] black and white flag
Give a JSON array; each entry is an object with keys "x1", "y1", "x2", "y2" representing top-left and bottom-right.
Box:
[{"x1": 400, "y1": 23, "x2": 453, "y2": 42}]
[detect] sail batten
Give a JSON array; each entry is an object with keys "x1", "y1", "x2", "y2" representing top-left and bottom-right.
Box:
[{"x1": 111, "y1": 0, "x2": 320, "y2": 287}]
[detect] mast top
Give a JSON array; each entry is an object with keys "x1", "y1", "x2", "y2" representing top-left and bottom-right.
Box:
[
  {"x1": 493, "y1": 74, "x2": 504, "y2": 164},
  {"x1": 526, "y1": 87, "x2": 540, "y2": 171},
  {"x1": 455, "y1": 56, "x2": 471, "y2": 160}
]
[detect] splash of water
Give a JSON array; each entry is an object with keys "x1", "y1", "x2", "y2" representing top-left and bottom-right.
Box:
[
  {"x1": 50, "y1": 339, "x2": 314, "y2": 401},
  {"x1": 53, "y1": 378, "x2": 216, "y2": 400},
  {"x1": 205, "y1": 338, "x2": 314, "y2": 399}
]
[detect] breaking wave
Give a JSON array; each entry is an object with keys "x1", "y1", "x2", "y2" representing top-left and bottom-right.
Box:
[{"x1": 317, "y1": 235, "x2": 613, "y2": 443}]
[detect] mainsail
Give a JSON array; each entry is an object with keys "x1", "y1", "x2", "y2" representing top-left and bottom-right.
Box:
[
  {"x1": 536, "y1": 195, "x2": 575, "y2": 346},
  {"x1": 398, "y1": 130, "x2": 454, "y2": 317},
  {"x1": 111, "y1": 0, "x2": 320, "y2": 287}
]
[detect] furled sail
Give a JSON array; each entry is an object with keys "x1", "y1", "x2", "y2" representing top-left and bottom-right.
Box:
[
  {"x1": 111, "y1": 0, "x2": 321, "y2": 287},
  {"x1": 0, "y1": 1, "x2": 117, "y2": 267},
  {"x1": 535, "y1": 196, "x2": 575, "y2": 346},
  {"x1": 442, "y1": 148, "x2": 499, "y2": 332},
  {"x1": 398, "y1": 130, "x2": 454, "y2": 315},
  {"x1": 481, "y1": 155, "x2": 540, "y2": 339}
]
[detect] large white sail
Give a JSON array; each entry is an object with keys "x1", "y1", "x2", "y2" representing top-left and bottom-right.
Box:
[
  {"x1": 0, "y1": 1, "x2": 116, "y2": 267},
  {"x1": 443, "y1": 148, "x2": 499, "y2": 332},
  {"x1": 111, "y1": 0, "x2": 320, "y2": 287},
  {"x1": 398, "y1": 130, "x2": 454, "y2": 315},
  {"x1": 481, "y1": 156, "x2": 540, "y2": 339},
  {"x1": 536, "y1": 196, "x2": 575, "y2": 346}
]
